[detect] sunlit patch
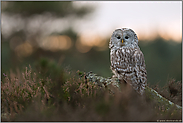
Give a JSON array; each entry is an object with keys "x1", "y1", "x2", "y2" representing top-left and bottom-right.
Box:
[
  {"x1": 94, "y1": 38, "x2": 108, "y2": 51},
  {"x1": 76, "y1": 32, "x2": 108, "y2": 53},
  {"x1": 158, "y1": 22, "x2": 182, "y2": 42},
  {"x1": 15, "y1": 42, "x2": 33, "y2": 57},
  {"x1": 136, "y1": 28, "x2": 158, "y2": 41},
  {"x1": 39, "y1": 35, "x2": 72, "y2": 52},
  {"x1": 78, "y1": 32, "x2": 103, "y2": 46}
]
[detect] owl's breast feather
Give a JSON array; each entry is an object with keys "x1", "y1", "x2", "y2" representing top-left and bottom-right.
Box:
[{"x1": 111, "y1": 47, "x2": 145, "y2": 72}]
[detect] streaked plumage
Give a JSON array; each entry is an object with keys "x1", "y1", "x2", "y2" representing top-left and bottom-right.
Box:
[{"x1": 109, "y1": 28, "x2": 147, "y2": 95}]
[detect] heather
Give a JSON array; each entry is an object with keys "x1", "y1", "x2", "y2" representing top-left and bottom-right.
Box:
[{"x1": 1, "y1": 58, "x2": 182, "y2": 121}]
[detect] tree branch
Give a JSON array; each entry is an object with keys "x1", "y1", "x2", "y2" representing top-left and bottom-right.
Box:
[{"x1": 85, "y1": 71, "x2": 182, "y2": 110}]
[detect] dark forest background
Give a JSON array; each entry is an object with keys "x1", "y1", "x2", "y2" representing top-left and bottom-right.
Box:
[{"x1": 1, "y1": 1, "x2": 182, "y2": 87}]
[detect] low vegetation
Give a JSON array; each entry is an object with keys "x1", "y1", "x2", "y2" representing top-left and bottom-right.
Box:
[{"x1": 1, "y1": 58, "x2": 182, "y2": 121}]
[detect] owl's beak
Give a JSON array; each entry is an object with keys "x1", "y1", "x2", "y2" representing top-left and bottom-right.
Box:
[{"x1": 122, "y1": 39, "x2": 124, "y2": 43}]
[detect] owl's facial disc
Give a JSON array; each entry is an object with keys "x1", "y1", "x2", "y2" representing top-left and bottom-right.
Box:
[{"x1": 110, "y1": 28, "x2": 138, "y2": 49}]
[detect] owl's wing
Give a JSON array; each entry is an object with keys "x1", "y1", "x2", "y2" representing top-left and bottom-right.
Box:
[
  {"x1": 131, "y1": 48, "x2": 147, "y2": 94},
  {"x1": 133, "y1": 48, "x2": 147, "y2": 74}
]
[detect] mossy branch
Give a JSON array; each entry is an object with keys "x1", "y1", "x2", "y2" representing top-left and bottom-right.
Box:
[{"x1": 84, "y1": 71, "x2": 182, "y2": 110}]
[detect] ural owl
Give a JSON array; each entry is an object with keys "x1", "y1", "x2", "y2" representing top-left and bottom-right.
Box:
[{"x1": 109, "y1": 28, "x2": 147, "y2": 95}]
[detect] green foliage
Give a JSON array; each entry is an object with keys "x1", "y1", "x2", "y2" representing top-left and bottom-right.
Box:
[
  {"x1": 2, "y1": 36, "x2": 181, "y2": 88},
  {"x1": 1, "y1": 58, "x2": 182, "y2": 121},
  {"x1": 139, "y1": 39, "x2": 181, "y2": 86}
]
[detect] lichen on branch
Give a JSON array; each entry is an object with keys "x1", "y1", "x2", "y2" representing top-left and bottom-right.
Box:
[{"x1": 84, "y1": 71, "x2": 182, "y2": 111}]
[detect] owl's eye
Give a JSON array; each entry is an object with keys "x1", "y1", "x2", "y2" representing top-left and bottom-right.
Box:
[
  {"x1": 116, "y1": 36, "x2": 121, "y2": 39},
  {"x1": 125, "y1": 36, "x2": 129, "y2": 39}
]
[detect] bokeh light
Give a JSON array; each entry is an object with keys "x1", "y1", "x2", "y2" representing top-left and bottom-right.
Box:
[
  {"x1": 15, "y1": 42, "x2": 33, "y2": 57},
  {"x1": 39, "y1": 35, "x2": 72, "y2": 52}
]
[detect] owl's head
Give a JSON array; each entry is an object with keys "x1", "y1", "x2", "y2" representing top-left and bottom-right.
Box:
[{"x1": 109, "y1": 28, "x2": 139, "y2": 49}]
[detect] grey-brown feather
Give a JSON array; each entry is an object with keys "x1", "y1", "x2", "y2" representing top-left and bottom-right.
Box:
[{"x1": 109, "y1": 28, "x2": 147, "y2": 95}]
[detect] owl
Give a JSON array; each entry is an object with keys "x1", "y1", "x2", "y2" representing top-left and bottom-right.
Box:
[{"x1": 109, "y1": 28, "x2": 147, "y2": 95}]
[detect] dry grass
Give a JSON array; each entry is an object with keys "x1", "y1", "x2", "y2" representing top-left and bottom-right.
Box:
[
  {"x1": 1, "y1": 65, "x2": 51, "y2": 121},
  {"x1": 152, "y1": 78, "x2": 182, "y2": 106}
]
